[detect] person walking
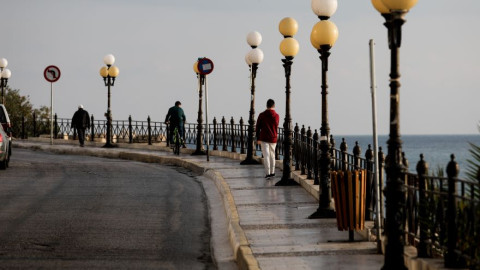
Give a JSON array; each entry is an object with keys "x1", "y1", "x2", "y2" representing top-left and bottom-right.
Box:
[
  {"x1": 165, "y1": 101, "x2": 186, "y2": 146},
  {"x1": 256, "y1": 99, "x2": 280, "y2": 179},
  {"x1": 71, "y1": 104, "x2": 90, "y2": 147}
]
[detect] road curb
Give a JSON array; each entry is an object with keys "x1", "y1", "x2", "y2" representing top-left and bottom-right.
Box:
[{"x1": 203, "y1": 169, "x2": 260, "y2": 270}]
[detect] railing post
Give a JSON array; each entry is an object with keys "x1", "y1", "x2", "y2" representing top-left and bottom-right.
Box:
[
  {"x1": 378, "y1": 147, "x2": 385, "y2": 227},
  {"x1": 213, "y1": 117, "x2": 218, "y2": 151},
  {"x1": 166, "y1": 122, "x2": 170, "y2": 147},
  {"x1": 54, "y1": 113, "x2": 58, "y2": 139},
  {"x1": 353, "y1": 141, "x2": 362, "y2": 170},
  {"x1": 402, "y1": 151, "x2": 409, "y2": 169},
  {"x1": 330, "y1": 135, "x2": 336, "y2": 170},
  {"x1": 365, "y1": 144, "x2": 374, "y2": 221},
  {"x1": 222, "y1": 117, "x2": 227, "y2": 151},
  {"x1": 416, "y1": 154, "x2": 429, "y2": 258},
  {"x1": 128, "y1": 115, "x2": 132, "y2": 144},
  {"x1": 147, "y1": 116, "x2": 152, "y2": 145},
  {"x1": 445, "y1": 154, "x2": 460, "y2": 268},
  {"x1": 240, "y1": 117, "x2": 245, "y2": 154},
  {"x1": 307, "y1": 127, "x2": 313, "y2": 179},
  {"x1": 21, "y1": 115, "x2": 25, "y2": 139},
  {"x1": 275, "y1": 137, "x2": 279, "y2": 161},
  {"x1": 301, "y1": 125, "x2": 306, "y2": 175},
  {"x1": 33, "y1": 111, "x2": 37, "y2": 137},
  {"x1": 294, "y1": 123, "x2": 300, "y2": 171},
  {"x1": 313, "y1": 129, "x2": 319, "y2": 185},
  {"x1": 230, "y1": 117, "x2": 236, "y2": 153},
  {"x1": 90, "y1": 115, "x2": 95, "y2": 142},
  {"x1": 340, "y1": 138, "x2": 348, "y2": 171}
]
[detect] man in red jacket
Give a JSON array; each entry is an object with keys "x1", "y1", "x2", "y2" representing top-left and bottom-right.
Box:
[{"x1": 256, "y1": 99, "x2": 280, "y2": 179}]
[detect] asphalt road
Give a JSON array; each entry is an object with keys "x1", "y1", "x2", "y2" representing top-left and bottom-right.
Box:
[{"x1": 0, "y1": 148, "x2": 216, "y2": 269}]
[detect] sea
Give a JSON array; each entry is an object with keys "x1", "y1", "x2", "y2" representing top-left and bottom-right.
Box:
[{"x1": 336, "y1": 134, "x2": 480, "y2": 179}]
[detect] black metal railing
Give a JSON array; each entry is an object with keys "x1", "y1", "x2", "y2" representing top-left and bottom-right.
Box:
[
  {"x1": 21, "y1": 113, "x2": 480, "y2": 269},
  {"x1": 405, "y1": 154, "x2": 479, "y2": 269}
]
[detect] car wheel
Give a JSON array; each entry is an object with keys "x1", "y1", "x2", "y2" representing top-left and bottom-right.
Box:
[{"x1": 0, "y1": 155, "x2": 7, "y2": 170}]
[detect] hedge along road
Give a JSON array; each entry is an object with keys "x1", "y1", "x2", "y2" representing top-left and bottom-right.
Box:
[{"x1": 0, "y1": 148, "x2": 227, "y2": 269}]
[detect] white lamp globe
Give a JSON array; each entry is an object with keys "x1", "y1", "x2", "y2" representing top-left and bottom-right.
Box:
[
  {"x1": 245, "y1": 52, "x2": 252, "y2": 66},
  {"x1": 246, "y1": 31, "x2": 262, "y2": 48},
  {"x1": 311, "y1": 0, "x2": 338, "y2": 18},
  {"x1": 1, "y1": 69, "x2": 11, "y2": 79},
  {"x1": 103, "y1": 54, "x2": 115, "y2": 66},
  {"x1": 0, "y1": 58, "x2": 8, "y2": 68},
  {"x1": 248, "y1": 48, "x2": 264, "y2": 65}
]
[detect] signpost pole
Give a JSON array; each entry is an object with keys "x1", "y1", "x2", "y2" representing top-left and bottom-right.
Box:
[
  {"x1": 205, "y1": 76, "x2": 209, "y2": 162},
  {"x1": 44, "y1": 65, "x2": 60, "y2": 145},
  {"x1": 50, "y1": 82, "x2": 53, "y2": 145},
  {"x1": 196, "y1": 57, "x2": 214, "y2": 162}
]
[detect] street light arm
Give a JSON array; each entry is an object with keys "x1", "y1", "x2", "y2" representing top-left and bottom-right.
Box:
[
  {"x1": 251, "y1": 63, "x2": 258, "y2": 80},
  {"x1": 318, "y1": 45, "x2": 331, "y2": 72},
  {"x1": 282, "y1": 57, "x2": 293, "y2": 78}
]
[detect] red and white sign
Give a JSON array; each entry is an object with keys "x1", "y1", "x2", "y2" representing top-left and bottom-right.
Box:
[
  {"x1": 44, "y1": 65, "x2": 61, "y2": 83},
  {"x1": 197, "y1": 58, "x2": 214, "y2": 75}
]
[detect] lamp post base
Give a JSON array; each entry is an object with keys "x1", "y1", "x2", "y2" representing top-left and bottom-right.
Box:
[
  {"x1": 102, "y1": 143, "x2": 117, "y2": 148},
  {"x1": 308, "y1": 207, "x2": 336, "y2": 219},
  {"x1": 192, "y1": 150, "x2": 206, "y2": 156},
  {"x1": 275, "y1": 177, "x2": 299, "y2": 186},
  {"x1": 240, "y1": 157, "x2": 260, "y2": 165}
]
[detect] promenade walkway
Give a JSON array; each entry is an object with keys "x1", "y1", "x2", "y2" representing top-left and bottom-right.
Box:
[{"x1": 14, "y1": 139, "x2": 385, "y2": 270}]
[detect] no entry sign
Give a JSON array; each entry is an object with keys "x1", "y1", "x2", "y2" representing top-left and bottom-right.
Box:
[
  {"x1": 197, "y1": 58, "x2": 214, "y2": 75},
  {"x1": 44, "y1": 65, "x2": 61, "y2": 83}
]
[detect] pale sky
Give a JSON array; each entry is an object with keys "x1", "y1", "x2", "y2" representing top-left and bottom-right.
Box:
[{"x1": 2, "y1": 0, "x2": 479, "y2": 135}]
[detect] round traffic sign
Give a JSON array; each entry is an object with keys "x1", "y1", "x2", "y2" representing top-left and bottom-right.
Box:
[
  {"x1": 197, "y1": 58, "x2": 214, "y2": 75},
  {"x1": 44, "y1": 65, "x2": 61, "y2": 83}
]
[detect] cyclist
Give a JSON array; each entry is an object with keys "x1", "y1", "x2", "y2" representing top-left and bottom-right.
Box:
[{"x1": 165, "y1": 101, "x2": 186, "y2": 147}]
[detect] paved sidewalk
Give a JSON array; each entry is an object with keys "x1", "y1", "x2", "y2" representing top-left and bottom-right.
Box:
[{"x1": 14, "y1": 139, "x2": 384, "y2": 270}]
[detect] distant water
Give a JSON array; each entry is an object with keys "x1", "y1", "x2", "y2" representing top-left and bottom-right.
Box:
[{"x1": 335, "y1": 134, "x2": 480, "y2": 178}]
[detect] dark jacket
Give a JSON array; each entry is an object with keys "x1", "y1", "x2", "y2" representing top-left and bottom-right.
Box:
[
  {"x1": 165, "y1": 106, "x2": 186, "y2": 125},
  {"x1": 72, "y1": 108, "x2": 90, "y2": 129},
  {"x1": 256, "y1": 109, "x2": 279, "y2": 143}
]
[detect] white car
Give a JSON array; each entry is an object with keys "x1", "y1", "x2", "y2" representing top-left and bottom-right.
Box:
[
  {"x1": 0, "y1": 123, "x2": 10, "y2": 169},
  {"x1": 0, "y1": 104, "x2": 12, "y2": 157}
]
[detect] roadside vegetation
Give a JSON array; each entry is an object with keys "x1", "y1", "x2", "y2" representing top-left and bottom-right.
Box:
[{"x1": 3, "y1": 86, "x2": 50, "y2": 138}]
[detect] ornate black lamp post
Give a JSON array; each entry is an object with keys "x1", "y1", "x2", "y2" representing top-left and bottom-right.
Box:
[
  {"x1": 192, "y1": 59, "x2": 206, "y2": 155},
  {"x1": 99, "y1": 54, "x2": 119, "y2": 148},
  {"x1": 241, "y1": 31, "x2": 264, "y2": 165},
  {"x1": 0, "y1": 58, "x2": 12, "y2": 105},
  {"x1": 371, "y1": 0, "x2": 418, "y2": 269},
  {"x1": 275, "y1": 17, "x2": 300, "y2": 186},
  {"x1": 308, "y1": 0, "x2": 338, "y2": 219}
]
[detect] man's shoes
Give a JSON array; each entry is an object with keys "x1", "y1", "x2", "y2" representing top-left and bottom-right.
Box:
[
  {"x1": 80, "y1": 144, "x2": 84, "y2": 147},
  {"x1": 269, "y1": 173, "x2": 275, "y2": 177},
  {"x1": 265, "y1": 175, "x2": 271, "y2": 179}
]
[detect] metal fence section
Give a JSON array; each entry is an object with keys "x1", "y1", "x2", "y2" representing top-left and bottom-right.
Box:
[{"x1": 405, "y1": 154, "x2": 479, "y2": 269}]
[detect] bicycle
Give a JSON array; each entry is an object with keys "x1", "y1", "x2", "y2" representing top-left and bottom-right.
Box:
[{"x1": 172, "y1": 126, "x2": 182, "y2": 155}]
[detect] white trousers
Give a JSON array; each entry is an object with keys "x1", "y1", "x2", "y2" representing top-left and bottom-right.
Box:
[{"x1": 261, "y1": 141, "x2": 277, "y2": 175}]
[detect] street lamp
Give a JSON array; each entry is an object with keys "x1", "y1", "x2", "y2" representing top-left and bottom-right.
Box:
[
  {"x1": 193, "y1": 58, "x2": 206, "y2": 155},
  {"x1": 371, "y1": 0, "x2": 418, "y2": 269},
  {"x1": 0, "y1": 58, "x2": 12, "y2": 105},
  {"x1": 308, "y1": 0, "x2": 338, "y2": 219},
  {"x1": 275, "y1": 17, "x2": 299, "y2": 186},
  {"x1": 99, "y1": 54, "x2": 119, "y2": 148},
  {"x1": 241, "y1": 31, "x2": 264, "y2": 165}
]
